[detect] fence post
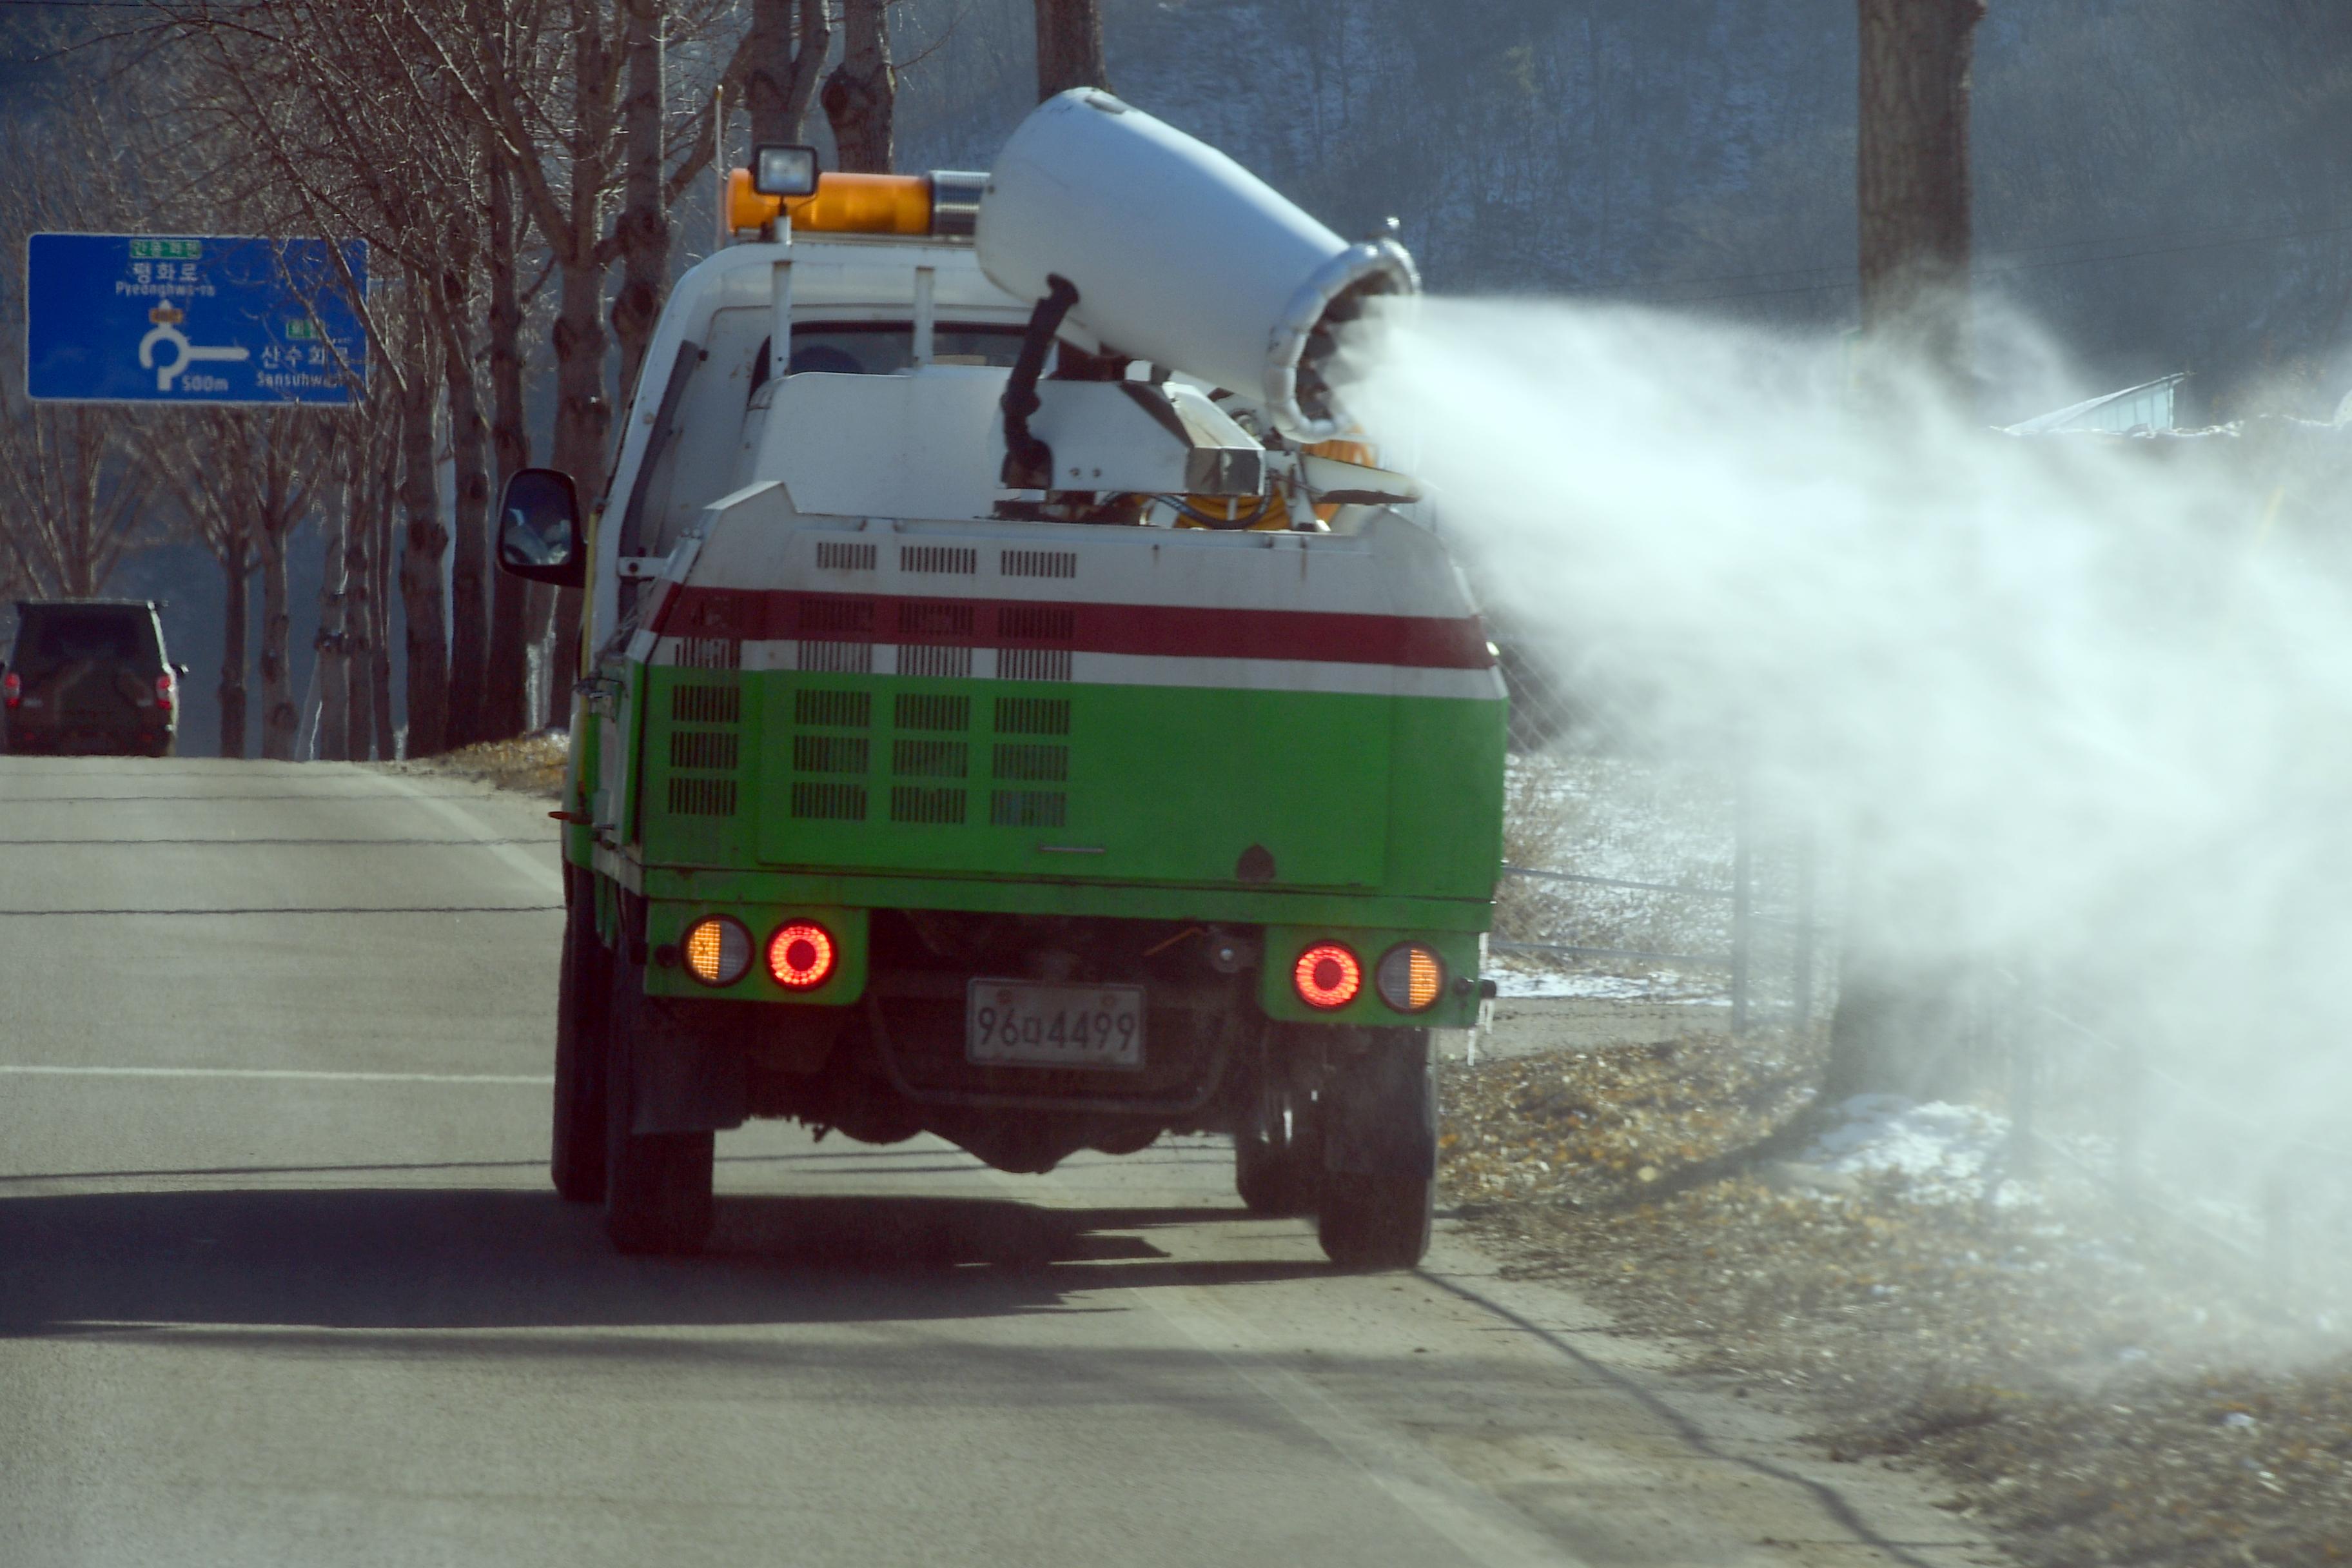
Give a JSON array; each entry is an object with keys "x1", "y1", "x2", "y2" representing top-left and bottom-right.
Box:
[
  {"x1": 1792, "y1": 818, "x2": 1816, "y2": 1032},
  {"x1": 2006, "y1": 973, "x2": 2038, "y2": 1177},
  {"x1": 2116, "y1": 1038, "x2": 2147, "y2": 1211},
  {"x1": 2261, "y1": 1165, "x2": 2293, "y2": 1306},
  {"x1": 1730, "y1": 767, "x2": 1752, "y2": 1035}
]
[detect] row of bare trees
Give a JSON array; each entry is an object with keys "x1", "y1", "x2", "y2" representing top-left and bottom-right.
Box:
[{"x1": 2, "y1": 0, "x2": 1040, "y2": 758}]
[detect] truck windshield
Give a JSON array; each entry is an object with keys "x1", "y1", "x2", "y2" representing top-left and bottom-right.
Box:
[{"x1": 751, "y1": 322, "x2": 1028, "y2": 393}]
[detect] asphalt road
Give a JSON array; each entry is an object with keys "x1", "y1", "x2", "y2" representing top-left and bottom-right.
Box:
[{"x1": 0, "y1": 757, "x2": 1995, "y2": 1568}]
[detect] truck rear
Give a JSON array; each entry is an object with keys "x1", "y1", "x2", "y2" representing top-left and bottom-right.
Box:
[{"x1": 499, "y1": 92, "x2": 1506, "y2": 1267}]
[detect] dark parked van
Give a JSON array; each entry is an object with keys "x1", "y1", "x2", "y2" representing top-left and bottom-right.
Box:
[{"x1": 1, "y1": 600, "x2": 184, "y2": 757}]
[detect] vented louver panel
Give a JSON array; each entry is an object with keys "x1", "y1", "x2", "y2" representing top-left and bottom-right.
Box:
[
  {"x1": 894, "y1": 693, "x2": 970, "y2": 732},
  {"x1": 798, "y1": 640, "x2": 874, "y2": 674},
  {"x1": 1001, "y1": 549, "x2": 1077, "y2": 580},
  {"x1": 799, "y1": 599, "x2": 876, "y2": 636},
  {"x1": 994, "y1": 696, "x2": 1071, "y2": 736},
  {"x1": 669, "y1": 777, "x2": 740, "y2": 816},
  {"x1": 672, "y1": 638, "x2": 741, "y2": 669},
  {"x1": 897, "y1": 601, "x2": 975, "y2": 638},
  {"x1": 989, "y1": 789, "x2": 1068, "y2": 828},
  {"x1": 794, "y1": 689, "x2": 871, "y2": 729},
  {"x1": 792, "y1": 734, "x2": 870, "y2": 774},
  {"x1": 672, "y1": 685, "x2": 741, "y2": 724},
  {"x1": 890, "y1": 786, "x2": 968, "y2": 825},
  {"x1": 671, "y1": 730, "x2": 740, "y2": 771},
  {"x1": 901, "y1": 545, "x2": 978, "y2": 574},
  {"x1": 992, "y1": 742, "x2": 1068, "y2": 783},
  {"x1": 900, "y1": 645, "x2": 974, "y2": 678},
  {"x1": 816, "y1": 540, "x2": 877, "y2": 571},
  {"x1": 893, "y1": 739, "x2": 968, "y2": 778},
  {"x1": 997, "y1": 648, "x2": 1072, "y2": 682},
  {"x1": 790, "y1": 781, "x2": 867, "y2": 820},
  {"x1": 996, "y1": 604, "x2": 1077, "y2": 643}
]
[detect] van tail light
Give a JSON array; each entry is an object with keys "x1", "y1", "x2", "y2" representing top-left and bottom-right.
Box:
[
  {"x1": 767, "y1": 921, "x2": 837, "y2": 990},
  {"x1": 3, "y1": 671, "x2": 17, "y2": 709},
  {"x1": 154, "y1": 672, "x2": 173, "y2": 712},
  {"x1": 1292, "y1": 942, "x2": 1362, "y2": 1010}
]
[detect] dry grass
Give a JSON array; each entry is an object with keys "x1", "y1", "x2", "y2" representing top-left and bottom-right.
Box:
[
  {"x1": 1440, "y1": 1043, "x2": 2352, "y2": 1567},
  {"x1": 403, "y1": 731, "x2": 568, "y2": 798}
]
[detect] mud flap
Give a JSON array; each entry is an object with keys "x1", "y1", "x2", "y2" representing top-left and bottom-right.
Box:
[
  {"x1": 628, "y1": 999, "x2": 749, "y2": 1135},
  {"x1": 1319, "y1": 1029, "x2": 1436, "y2": 1179}
]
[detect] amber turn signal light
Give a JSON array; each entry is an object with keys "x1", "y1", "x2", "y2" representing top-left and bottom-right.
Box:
[{"x1": 681, "y1": 915, "x2": 753, "y2": 987}]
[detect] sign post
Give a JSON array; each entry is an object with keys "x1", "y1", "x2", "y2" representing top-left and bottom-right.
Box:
[{"x1": 24, "y1": 233, "x2": 368, "y2": 406}]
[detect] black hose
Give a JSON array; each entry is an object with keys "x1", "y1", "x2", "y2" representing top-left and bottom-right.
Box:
[{"x1": 999, "y1": 275, "x2": 1081, "y2": 489}]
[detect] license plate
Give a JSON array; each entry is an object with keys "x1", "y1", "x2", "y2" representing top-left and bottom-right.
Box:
[{"x1": 966, "y1": 980, "x2": 1145, "y2": 1070}]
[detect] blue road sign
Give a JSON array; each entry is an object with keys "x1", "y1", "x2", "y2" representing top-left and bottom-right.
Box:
[{"x1": 24, "y1": 233, "x2": 368, "y2": 406}]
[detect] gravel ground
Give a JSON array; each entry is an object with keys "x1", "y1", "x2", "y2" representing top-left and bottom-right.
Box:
[
  {"x1": 395, "y1": 730, "x2": 567, "y2": 798},
  {"x1": 1439, "y1": 1035, "x2": 2352, "y2": 1567}
]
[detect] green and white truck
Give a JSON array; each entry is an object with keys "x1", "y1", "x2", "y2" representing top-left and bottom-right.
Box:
[{"x1": 496, "y1": 90, "x2": 1506, "y2": 1268}]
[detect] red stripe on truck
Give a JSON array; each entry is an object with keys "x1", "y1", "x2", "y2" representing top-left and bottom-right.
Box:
[{"x1": 652, "y1": 588, "x2": 1494, "y2": 670}]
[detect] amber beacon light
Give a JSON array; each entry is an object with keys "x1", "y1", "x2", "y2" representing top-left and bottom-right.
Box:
[
  {"x1": 767, "y1": 921, "x2": 838, "y2": 991},
  {"x1": 1292, "y1": 942, "x2": 1362, "y2": 1010}
]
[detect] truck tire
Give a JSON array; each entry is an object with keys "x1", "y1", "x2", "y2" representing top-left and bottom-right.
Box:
[
  {"x1": 549, "y1": 881, "x2": 610, "y2": 1202},
  {"x1": 603, "y1": 954, "x2": 716, "y2": 1256},
  {"x1": 1234, "y1": 1088, "x2": 1320, "y2": 1216},
  {"x1": 1316, "y1": 1030, "x2": 1436, "y2": 1270}
]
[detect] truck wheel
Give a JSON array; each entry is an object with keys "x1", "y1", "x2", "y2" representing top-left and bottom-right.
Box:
[
  {"x1": 1235, "y1": 1089, "x2": 1320, "y2": 1216},
  {"x1": 549, "y1": 882, "x2": 610, "y2": 1202},
  {"x1": 603, "y1": 954, "x2": 715, "y2": 1256},
  {"x1": 1316, "y1": 1030, "x2": 1436, "y2": 1270}
]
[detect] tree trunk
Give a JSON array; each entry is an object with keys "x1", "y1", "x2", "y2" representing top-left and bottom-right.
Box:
[
  {"x1": 440, "y1": 289, "x2": 492, "y2": 748},
  {"x1": 258, "y1": 509, "x2": 297, "y2": 761},
  {"x1": 315, "y1": 496, "x2": 348, "y2": 763},
  {"x1": 614, "y1": 0, "x2": 669, "y2": 415},
  {"x1": 344, "y1": 471, "x2": 375, "y2": 761},
  {"x1": 396, "y1": 328, "x2": 451, "y2": 759},
  {"x1": 483, "y1": 136, "x2": 534, "y2": 740},
  {"x1": 745, "y1": 0, "x2": 831, "y2": 146},
  {"x1": 217, "y1": 533, "x2": 249, "y2": 760},
  {"x1": 370, "y1": 446, "x2": 397, "y2": 763},
  {"x1": 1856, "y1": 0, "x2": 1985, "y2": 387},
  {"x1": 1034, "y1": 0, "x2": 1110, "y2": 100},
  {"x1": 824, "y1": 0, "x2": 895, "y2": 172},
  {"x1": 1828, "y1": 0, "x2": 1989, "y2": 1101}
]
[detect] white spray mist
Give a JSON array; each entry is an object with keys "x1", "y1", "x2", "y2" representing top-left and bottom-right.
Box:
[{"x1": 1342, "y1": 297, "x2": 2352, "y2": 1193}]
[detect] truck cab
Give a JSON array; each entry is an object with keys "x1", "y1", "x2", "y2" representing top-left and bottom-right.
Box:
[{"x1": 500, "y1": 92, "x2": 1507, "y2": 1268}]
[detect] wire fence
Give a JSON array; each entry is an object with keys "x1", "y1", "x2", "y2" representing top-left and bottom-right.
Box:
[
  {"x1": 1990, "y1": 972, "x2": 2352, "y2": 1317},
  {"x1": 1491, "y1": 750, "x2": 1834, "y2": 1032}
]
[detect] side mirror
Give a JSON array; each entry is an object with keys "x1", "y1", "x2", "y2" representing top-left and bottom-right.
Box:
[
  {"x1": 496, "y1": 467, "x2": 585, "y2": 587},
  {"x1": 173, "y1": 663, "x2": 190, "y2": 678}
]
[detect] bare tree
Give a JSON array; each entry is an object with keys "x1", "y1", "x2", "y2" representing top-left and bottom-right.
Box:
[
  {"x1": 1034, "y1": 0, "x2": 1108, "y2": 100},
  {"x1": 745, "y1": 0, "x2": 832, "y2": 146},
  {"x1": 1855, "y1": 0, "x2": 1986, "y2": 387},
  {"x1": 825, "y1": 0, "x2": 896, "y2": 172},
  {"x1": 1827, "y1": 0, "x2": 1990, "y2": 1101},
  {"x1": 0, "y1": 409, "x2": 154, "y2": 602}
]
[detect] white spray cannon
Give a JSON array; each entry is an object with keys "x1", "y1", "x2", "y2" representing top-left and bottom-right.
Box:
[{"x1": 975, "y1": 89, "x2": 1420, "y2": 511}]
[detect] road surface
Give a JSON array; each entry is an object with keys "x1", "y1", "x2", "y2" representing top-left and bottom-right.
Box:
[{"x1": 0, "y1": 757, "x2": 1995, "y2": 1568}]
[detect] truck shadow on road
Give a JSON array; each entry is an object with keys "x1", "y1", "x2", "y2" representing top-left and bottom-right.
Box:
[{"x1": 0, "y1": 1184, "x2": 1331, "y2": 1338}]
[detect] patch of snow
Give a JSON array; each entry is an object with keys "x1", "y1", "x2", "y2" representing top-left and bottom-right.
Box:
[
  {"x1": 1488, "y1": 959, "x2": 1730, "y2": 1003},
  {"x1": 1805, "y1": 1094, "x2": 2033, "y2": 1206}
]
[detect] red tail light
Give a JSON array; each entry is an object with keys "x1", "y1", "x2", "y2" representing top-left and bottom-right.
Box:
[
  {"x1": 2, "y1": 671, "x2": 17, "y2": 709},
  {"x1": 153, "y1": 672, "x2": 173, "y2": 712},
  {"x1": 767, "y1": 921, "x2": 837, "y2": 990},
  {"x1": 1292, "y1": 942, "x2": 1363, "y2": 1010}
]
